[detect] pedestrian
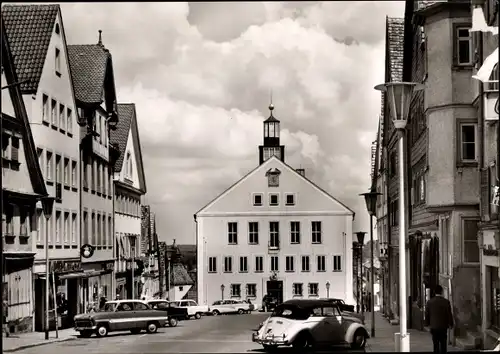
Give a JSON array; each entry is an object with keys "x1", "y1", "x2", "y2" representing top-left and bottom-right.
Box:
[
  {"x1": 3, "y1": 299, "x2": 9, "y2": 337},
  {"x1": 99, "y1": 296, "x2": 107, "y2": 310},
  {"x1": 425, "y1": 285, "x2": 454, "y2": 354},
  {"x1": 115, "y1": 294, "x2": 120, "y2": 301}
]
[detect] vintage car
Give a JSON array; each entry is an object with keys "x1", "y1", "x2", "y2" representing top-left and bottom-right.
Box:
[
  {"x1": 146, "y1": 300, "x2": 189, "y2": 322},
  {"x1": 252, "y1": 299, "x2": 370, "y2": 351},
  {"x1": 168, "y1": 299, "x2": 210, "y2": 319},
  {"x1": 210, "y1": 299, "x2": 252, "y2": 315},
  {"x1": 74, "y1": 300, "x2": 174, "y2": 338}
]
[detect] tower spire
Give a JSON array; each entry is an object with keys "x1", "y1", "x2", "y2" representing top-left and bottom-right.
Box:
[
  {"x1": 98, "y1": 30, "x2": 103, "y2": 46},
  {"x1": 269, "y1": 89, "x2": 274, "y2": 116}
]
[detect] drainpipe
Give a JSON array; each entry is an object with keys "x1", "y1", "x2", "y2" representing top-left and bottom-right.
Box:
[
  {"x1": 79, "y1": 141, "x2": 84, "y2": 314},
  {"x1": 193, "y1": 214, "x2": 198, "y2": 304},
  {"x1": 385, "y1": 145, "x2": 392, "y2": 319}
]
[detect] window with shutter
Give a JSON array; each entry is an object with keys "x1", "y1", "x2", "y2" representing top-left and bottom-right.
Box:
[
  {"x1": 481, "y1": 168, "x2": 490, "y2": 221},
  {"x1": 11, "y1": 137, "x2": 19, "y2": 163}
]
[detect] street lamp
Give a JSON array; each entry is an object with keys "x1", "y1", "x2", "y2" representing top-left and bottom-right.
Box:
[
  {"x1": 355, "y1": 232, "x2": 366, "y2": 320},
  {"x1": 42, "y1": 196, "x2": 55, "y2": 340},
  {"x1": 128, "y1": 235, "x2": 136, "y2": 300},
  {"x1": 326, "y1": 281, "x2": 330, "y2": 299},
  {"x1": 375, "y1": 81, "x2": 424, "y2": 352},
  {"x1": 221, "y1": 284, "x2": 225, "y2": 300},
  {"x1": 352, "y1": 242, "x2": 360, "y2": 313},
  {"x1": 360, "y1": 190, "x2": 381, "y2": 338}
]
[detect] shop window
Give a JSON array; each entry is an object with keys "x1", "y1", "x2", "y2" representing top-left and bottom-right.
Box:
[{"x1": 490, "y1": 267, "x2": 500, "y2": 331}]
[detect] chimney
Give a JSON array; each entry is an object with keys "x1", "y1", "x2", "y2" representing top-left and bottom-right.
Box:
[{"x1": 296, "y1": 168, "x2": 305, "y2": 177}]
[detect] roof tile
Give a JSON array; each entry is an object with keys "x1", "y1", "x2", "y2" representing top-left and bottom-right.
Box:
[
  {"x1": 111, "y1": 103, "x2": 134, "y2": 172},
  {"x1": 387, "y1": 17, "x2": 404, "y2": 82},
  {"x1": 67, "y1": 44, "x2": 110, "y2": 104},
  {"x1": 2, "y1": 4, "x2": 59, "y2": 93}
]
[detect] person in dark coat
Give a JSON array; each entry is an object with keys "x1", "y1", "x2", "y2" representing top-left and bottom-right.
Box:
[{"x1": 425, "y1": 285, "x2": 454, "y2": 354}]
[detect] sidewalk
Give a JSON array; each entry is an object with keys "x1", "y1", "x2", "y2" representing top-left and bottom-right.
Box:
[
  {"x1": 2, "y1": 328, "x2": 79, "y2": 353},
  {"x1": 364, "y1": 312, "x2": 460, "y2": 352}
]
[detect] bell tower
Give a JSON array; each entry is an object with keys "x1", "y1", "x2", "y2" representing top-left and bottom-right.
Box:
[{"x1": 259, "y1": 103, "x2": 285, "y2": 165}]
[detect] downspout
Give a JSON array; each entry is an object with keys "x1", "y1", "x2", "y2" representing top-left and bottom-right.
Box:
[{"x1": 79, "y1": 136, "x2": 85, "y2": 313}]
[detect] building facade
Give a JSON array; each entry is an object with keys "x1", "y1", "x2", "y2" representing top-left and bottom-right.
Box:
[
  {"x1": 67, "y1": 35, "x2": 121, "y2": 311},
  {"x1": 196, "y1": 105, "x2": 355, "y2": 307},
  {"x1": 111, "y1": 103, "x2": 147, "y2": 299},
  {"x1": 473, "y1": 0, "x2": 500, "y2": 348},
  {"x1": 140, "y1": 205, "x2": 160, "y2": 299},
  {"x1": 2, "y1": 4, "x2": 83, "y2": 330},
  {"x1": 376, "y1": 1, "x2": 482, "y2": 347},
  {"x1": 1, "y1": 22, "x2": 48, "y2": 333}
]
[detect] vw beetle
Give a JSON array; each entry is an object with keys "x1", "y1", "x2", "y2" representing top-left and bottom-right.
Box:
[{"x1": 252, "y1": 299, "x2": 369, "y2": 351}]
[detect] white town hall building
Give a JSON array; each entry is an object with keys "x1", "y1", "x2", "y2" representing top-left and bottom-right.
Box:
[{"x1": 195, "y1": 104, "x2": 355, "y2": 308}]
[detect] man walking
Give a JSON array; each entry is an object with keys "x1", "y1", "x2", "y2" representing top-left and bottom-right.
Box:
[{"x1": 425, "y1": 285, "x2": 454, "y2": 354}]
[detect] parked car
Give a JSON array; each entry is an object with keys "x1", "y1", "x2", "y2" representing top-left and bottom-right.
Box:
[
  {"x1": 252, "y1": 299, "x2": 370, "y2": 351},
  {"x1": 210, "y1": 299, "x2": 251, "y2": 315},
  {"x1": 74, "y1": 300, "x2": 172, "y2": 338},
  {"x1": 168, "y1": 299, "x2": 209, "y2": 319},
  {"x1": 146, "y1": 300, "x2": 189, "y2": 323}
]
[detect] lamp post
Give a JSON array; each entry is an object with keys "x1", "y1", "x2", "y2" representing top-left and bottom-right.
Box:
[
  {"x1": 42, "y1": 196, "x2": 55, "y2": 340},
  {"x1": 361, "y1": 190, "x2": 382, "y2": 338},
  {"x1": 353, "y1": 242, "x2": 360, "y2": 313},
  {"x1": 375, "y1": 81, "x2": 424, "y2": 352},
  {"x1": 326, "y1": 281, "x2": 330, "y2": 299},
  {"x1": 221, "y1": 284, "x2": 225, "y2": 300},
  {"x1": 355, "y1": 232, "x2": 366, "y2": 321}
]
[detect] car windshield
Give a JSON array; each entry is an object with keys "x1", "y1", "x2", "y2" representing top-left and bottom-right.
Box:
[
  {"x1": 271, "y1": 305, "x2": 310, "y2": 320},
  {"x1": 102, "y1": 303, "x2": 117, "y2": 312}
]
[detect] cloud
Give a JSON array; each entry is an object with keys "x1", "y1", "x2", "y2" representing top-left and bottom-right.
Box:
[{"x1": 55, "y1": 1, "x2": 405, "y2": 243}]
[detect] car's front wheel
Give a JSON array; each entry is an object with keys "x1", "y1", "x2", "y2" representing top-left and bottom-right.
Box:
[
  {"x1": 212, "y1": 310, "x2": 220, "y2": 316},
  {"x1": 194, "y1": 313, "x2": 202, "y2": 319},
  {"x1": 79, "y1": 330, "x2": 92, "y2": 338},
  {"x1": 96, "y1": 325, "x2": 108, "y2": 337},
  {"x1": 169, "y1": 318, "x2": 178, "y2": 327},
  {"x1": 147, "y1": 321, "x2": 159, "y2": 334},
  {"x1": 351, "y1": 329, "x2": 367, "y2": 349},
  {"x1": 238, "y1": 309, "x2": 244, "y2": 314}
]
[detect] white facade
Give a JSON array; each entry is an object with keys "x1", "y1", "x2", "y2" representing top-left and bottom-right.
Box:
[
  {"x1": 22, "y1": 9, "x2": 81, "y2": 265},
  {"x1": 196, "y1": 156, "x2": 354, "y2": 307},
  {"x1": 114, "y1": 125, "x2": 142, "y2": 275}
]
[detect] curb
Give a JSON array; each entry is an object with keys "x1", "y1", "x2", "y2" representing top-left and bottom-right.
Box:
[{"x1": 3, "y1": 336, "x2": 76, "y2": 353}]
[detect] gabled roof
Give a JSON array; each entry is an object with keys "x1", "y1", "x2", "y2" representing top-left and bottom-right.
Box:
[
  {"x1": 386, "y1": 17, "x2": 404, "y2": 82},
  {"x1": 196, "y1": 155, "x2": 354, "y2": 216},
  {"x1": 2, "y1": 4, "x2": 59, "y2": 93},
  {"x1": 111, "y1": 103, "x2": 147, "y2": 193},
  {"x1": 67, "y1": 44, "x2": 113, "y2": 105},
  {"x1": 170, "y1": 263, "x2": 194, "y2": 286},
  {"x1": 2, "y1": 17, "x2": 47, "y2": 197}
]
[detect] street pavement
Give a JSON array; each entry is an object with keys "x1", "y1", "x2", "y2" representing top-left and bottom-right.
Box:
[{"x1": 4, "y1": 312, "x2": 463, "y2": 353}]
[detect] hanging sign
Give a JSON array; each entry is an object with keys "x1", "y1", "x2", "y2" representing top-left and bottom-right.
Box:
[
  {"x1": 81, "y1": 244, "x2": 95, "y2": 259},
  {"x1": 492, "y1": 186, "x2": 500, "y2": 207}
]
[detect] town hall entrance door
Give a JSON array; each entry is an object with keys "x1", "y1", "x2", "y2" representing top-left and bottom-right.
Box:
[{"x1": 266, "y1": 280, "x2": 283, "y2": 305}]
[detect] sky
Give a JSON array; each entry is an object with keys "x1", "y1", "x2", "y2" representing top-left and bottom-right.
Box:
[{"x1": 56, "y1": 1, "x2": 405, "y2": 245}]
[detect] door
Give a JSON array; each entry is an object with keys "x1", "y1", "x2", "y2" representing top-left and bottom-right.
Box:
[
  {"x1": 321, "y1": 306, "x2": 344, "y2": 344},
  {"x1": 133, "y1": 302, "x2": 151, "y2": 329},
  {"x1": 266, "y1": 281, "x2": 283, "y2": 305},
  {"x1": 115, "y1": 302, "x2": 134, "y2": 330}
]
